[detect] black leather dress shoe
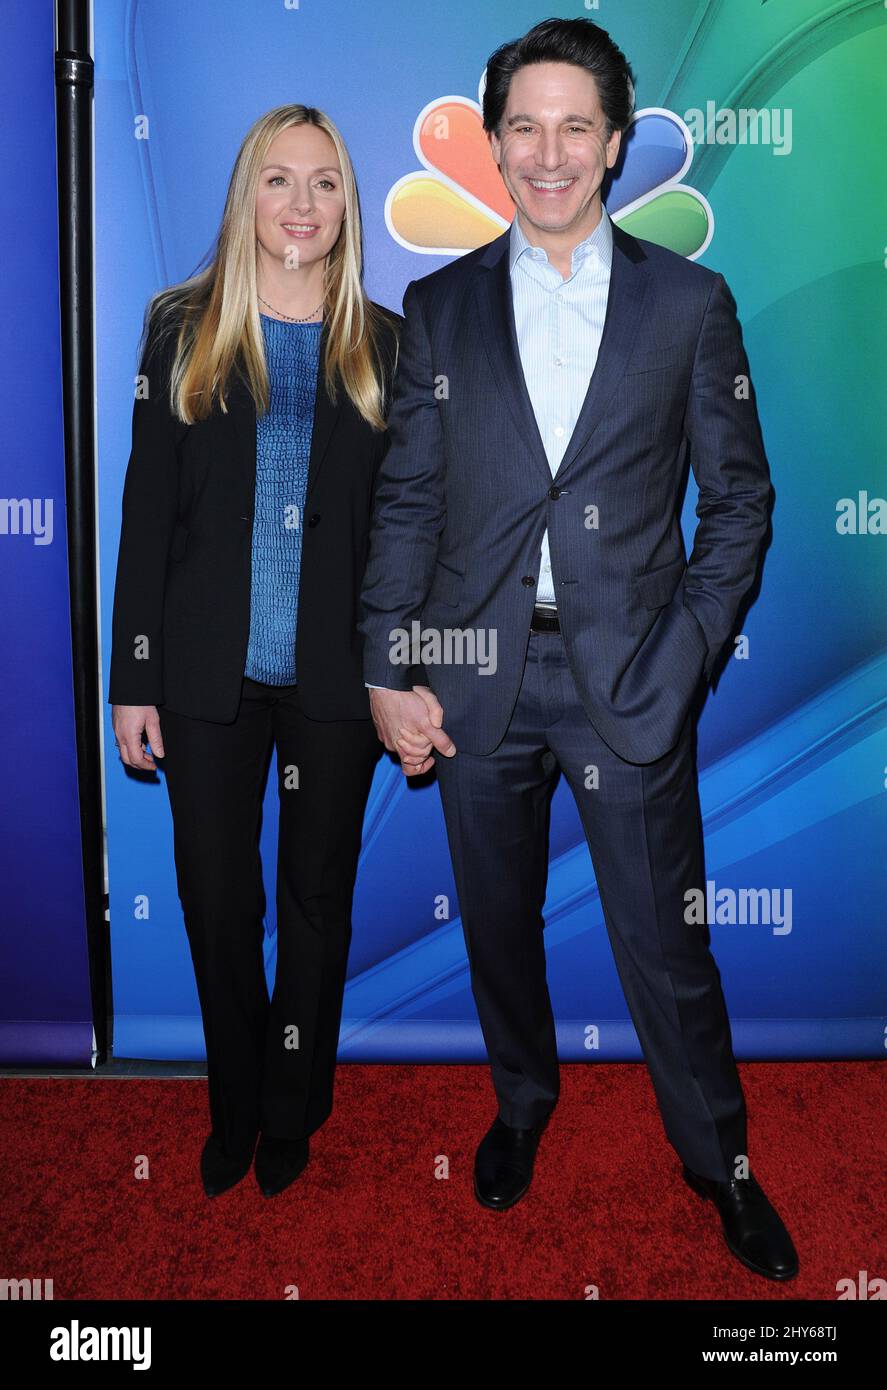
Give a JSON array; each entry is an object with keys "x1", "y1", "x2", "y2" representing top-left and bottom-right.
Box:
[
  {"x1": 254, "y1": 1134, "x2": 310, "y2": 1198},
  {"x1": 200, "y1": 1133, "x2": 256, "y2": 1198},
  {"x1": 474, "y1": 1115, "x2": 547, "y2": 1210},
  {"x1": 683, "y1": 1165, "x2": 799, "y2": 1280}
]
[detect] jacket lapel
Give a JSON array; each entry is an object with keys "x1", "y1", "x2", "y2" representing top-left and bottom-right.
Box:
[
  {"x1": 472, "y1": 217, "x2": 651, "y2": 487},
  {"x1": 473, "y1": 229, "x2": 551, "y2": 485},
  {"x1": 228, "y1": 316, "x2": 339, "y2": 513}
]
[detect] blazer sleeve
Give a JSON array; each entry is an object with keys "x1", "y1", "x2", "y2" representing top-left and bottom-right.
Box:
[
  {"x1": 107, "y1": 315, "x2": 182, "y2": 706},
  {"x1": 682, "y1": 272, "x2": 773, "y2": 681},
  {"x1": 358, "y1": 281, "x2": 445, "y2": 690}
]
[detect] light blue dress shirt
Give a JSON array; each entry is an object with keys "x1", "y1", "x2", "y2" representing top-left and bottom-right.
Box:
[{"x1": 509, "y1": 204, "x2": 613, "y2": 605}]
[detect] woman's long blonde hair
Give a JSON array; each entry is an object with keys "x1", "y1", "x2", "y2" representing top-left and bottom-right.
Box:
[{"x1": 141, "y1": 105, "x2": 397, "y2": 431}]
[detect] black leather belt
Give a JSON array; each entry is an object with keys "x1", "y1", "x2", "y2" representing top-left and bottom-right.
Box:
[{"x1": 530, "y1": 605, "x2": 560, "y2": 634}]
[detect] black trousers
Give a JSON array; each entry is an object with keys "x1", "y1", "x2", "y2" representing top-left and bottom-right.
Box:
[
  {"x1": 434, "y1": 630, "x2": 748, "y2": 1183},
  {"x1": 158, "y1": 676, "x2": 381, "y2": 1160}
]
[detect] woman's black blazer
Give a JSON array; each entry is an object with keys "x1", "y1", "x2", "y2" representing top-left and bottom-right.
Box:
[{"x1": 108, "y1": 303, "x2": 403, "y2": 724}]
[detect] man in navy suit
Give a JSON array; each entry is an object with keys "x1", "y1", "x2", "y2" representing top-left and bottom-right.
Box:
[{"x1": 359, "y1": 17, "x2": 796, "y2": 1280}]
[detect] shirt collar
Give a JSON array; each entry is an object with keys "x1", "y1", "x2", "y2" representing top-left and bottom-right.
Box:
[{"x1": 509, "y1": 202, "x2": 613, "y2": 277}]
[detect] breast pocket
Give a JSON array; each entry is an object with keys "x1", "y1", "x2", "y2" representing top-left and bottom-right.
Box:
[{"x1": 624, "y1": 343, "x2": 685, "y2": 376}]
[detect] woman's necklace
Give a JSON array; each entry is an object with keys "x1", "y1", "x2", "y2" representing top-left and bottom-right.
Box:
[{"x1": 258, "y1": 293, "x2": 324, "y2": 323}]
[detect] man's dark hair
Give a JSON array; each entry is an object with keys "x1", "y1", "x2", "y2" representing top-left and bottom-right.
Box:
[{"x1": 482, "y1": 16, "x2": 636, "y2": 141}]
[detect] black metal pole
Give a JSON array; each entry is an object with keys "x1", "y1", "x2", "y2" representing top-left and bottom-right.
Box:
[{"x1": 55, "y1": 0, "x2": 109, "y2": 1065}]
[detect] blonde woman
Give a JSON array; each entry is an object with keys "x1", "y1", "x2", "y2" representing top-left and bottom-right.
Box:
[{"x1": 109, "y1": 106, "x2": 402, "y2": 1198}]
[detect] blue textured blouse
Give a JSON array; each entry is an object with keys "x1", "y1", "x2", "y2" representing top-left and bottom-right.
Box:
[{"x1": 243, "y1": 314, "x2": 322, "y2": 685}]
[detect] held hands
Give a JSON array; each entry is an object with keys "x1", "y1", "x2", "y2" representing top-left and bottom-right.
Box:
[
  {"x1": 112, "y1": 704, "x2": 165, "y2": 771},
  {"x1": 369, "y1": 685, "x2": 456, "y2": 776}
]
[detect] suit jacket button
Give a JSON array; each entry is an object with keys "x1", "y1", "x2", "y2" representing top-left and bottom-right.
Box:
[
  {"x1": 308, "y1": 514, "x2": 321, "y2": 527},
  {"x1": 521, "y1": 575, "x2": 536, "y2": 587},
  {"x1": 548, "y1": 486, "x2": 561, "y2": 500}
]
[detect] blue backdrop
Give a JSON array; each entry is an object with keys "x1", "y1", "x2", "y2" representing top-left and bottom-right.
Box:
[
  {"x1": 0, "y1": 0, "x2": 93, "y2": 1065},
  {"x1": 96, "y1": 0, "x2": 887, "y2": 1061}
]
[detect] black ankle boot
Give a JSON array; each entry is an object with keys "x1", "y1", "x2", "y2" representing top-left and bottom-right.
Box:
[
  {"x1": 200, "y1": 1132, "x2": 256, "y2": 1198},
  {"x1": 254, "y1": 1134, "x2": 310, "y2": 1198}
]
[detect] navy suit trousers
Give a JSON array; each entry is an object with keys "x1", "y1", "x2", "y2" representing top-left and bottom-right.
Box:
[{"x1": 434, "y1": 628, "x2": 748, "y2": 1182}]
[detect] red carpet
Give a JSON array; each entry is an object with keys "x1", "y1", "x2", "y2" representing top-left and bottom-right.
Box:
[{"x1": 1, "y1": 1062, "x2": 883, "y2": 1300}]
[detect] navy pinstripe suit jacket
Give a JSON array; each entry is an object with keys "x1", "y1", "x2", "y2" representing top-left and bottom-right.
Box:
[{"x1": 358, "y1": 218, "x2": 772, "y2": 763}]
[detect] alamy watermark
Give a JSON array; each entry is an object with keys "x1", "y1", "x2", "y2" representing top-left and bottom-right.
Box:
[
  {"x1": 685, "y1": 880, "x2": 792, "y2": 936},
  {"x1": 0, "y1": 498, "x2": 53, "y2": 544},
  {"x1": 388, "y1": 622, "x2": 497, "y2": 675},
  {"x1": 683, "y1": 102, "x2": 792, "y2": 156}
]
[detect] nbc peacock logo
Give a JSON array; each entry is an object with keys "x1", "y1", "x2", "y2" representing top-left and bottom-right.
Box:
[{"x1": 385, "y1": 72, "x2": 713, "y2": 260}]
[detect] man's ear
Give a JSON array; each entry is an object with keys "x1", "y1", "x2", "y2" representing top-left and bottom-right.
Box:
[{"x1": 606, "y1": 127, "x2": 622, "y2": 170}]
